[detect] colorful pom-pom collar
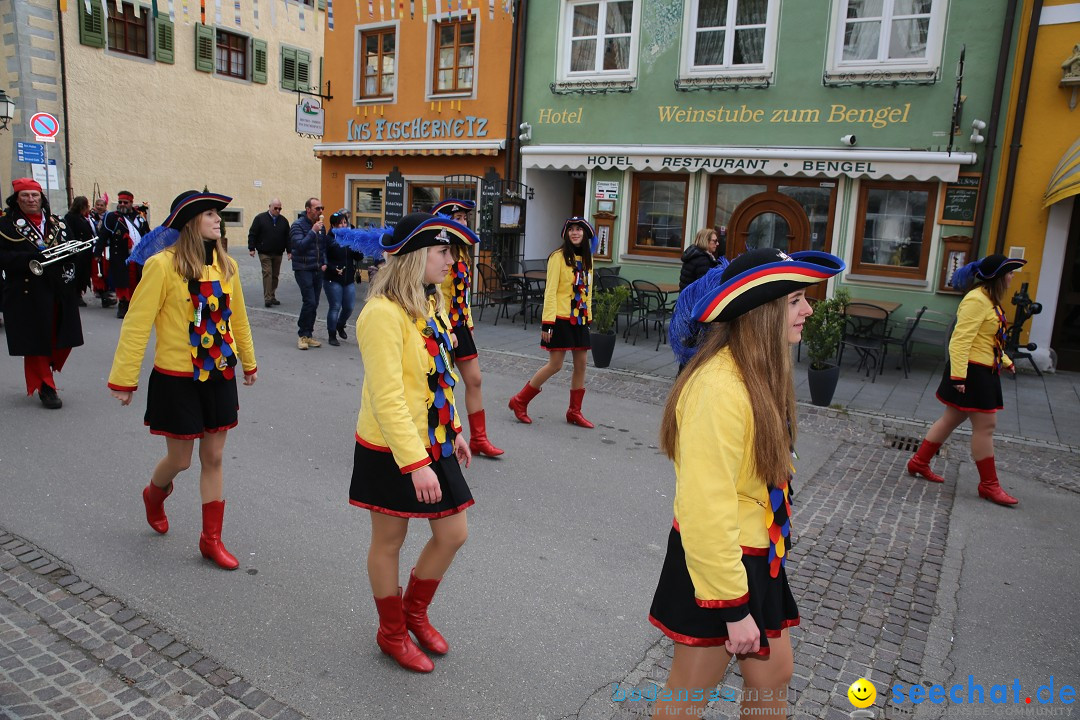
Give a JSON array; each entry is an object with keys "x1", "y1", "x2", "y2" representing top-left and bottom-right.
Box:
[
  {"x1": 381, "y1": 212, "x2": 479, "y2": 255},
  {"x1": 693, "y1": 249, "x2": 845, "y2": 324},
  {"x1": 432, "y1": 198, "x2": 476, "y2": 216}
]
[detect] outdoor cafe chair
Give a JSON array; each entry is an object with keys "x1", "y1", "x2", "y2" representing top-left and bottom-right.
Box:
[
  {"x1": 838, "y1": 302, "x2": 890, "y2": 381},
  {"x1": 628, "y1": 279, "x2": 672, "y2": 351},
  {"x1": 881, "y1": 306, "x2": 928, "y2": 379},
  {"x1": 474, "y1": 262, "x2": 520, "y2": 325}
]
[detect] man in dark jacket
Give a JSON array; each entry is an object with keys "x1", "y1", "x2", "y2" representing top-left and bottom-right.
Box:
[
  {"x1": 0, "y1": 178, "x2": 88, "y2": 409},
  {"x1": 98, "y1": 190, "x2": 149, "y2": 318},
  {"x1": 289, "y1": 197, "x2": 326, "y2": 349},
  {"x1": 247, "y1": 198, "x2": 291, "y2": 307}
]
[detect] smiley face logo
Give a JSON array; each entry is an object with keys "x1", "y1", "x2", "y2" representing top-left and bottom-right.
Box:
[{"x1": 847, "y1": 678, "x2": 876, "y2": 709}]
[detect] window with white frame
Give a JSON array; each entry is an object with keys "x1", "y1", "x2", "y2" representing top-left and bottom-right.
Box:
[
  {"x1": 830, "y1": 0, "x2": 946, "y2": 74},
  {"x1": 562, "y1": 1, "x2": 638, "y2": 78},
  {"x1": 686, "y1": 0, "x2": 777, "y2": 71}
]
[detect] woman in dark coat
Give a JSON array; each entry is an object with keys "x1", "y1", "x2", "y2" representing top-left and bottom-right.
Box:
[
  {"x1": 0, "y1": 178, "x2": 88, "y2": 409},
  {"x1": 679, "y1": 228, "x2": 723, "y2": 290},
  {"x1": 64, "y1": 196, "x2": 95, "y2": 303}
]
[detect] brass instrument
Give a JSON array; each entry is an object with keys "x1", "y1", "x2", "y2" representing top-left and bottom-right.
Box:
[{"x1": 29, "y1": 238, "x2": 95, "y2": 276}]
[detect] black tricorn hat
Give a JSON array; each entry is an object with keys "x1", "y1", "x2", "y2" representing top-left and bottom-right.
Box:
[
  {"x1": 432, "y1": 198, "x2": 476, "y2": 216},
  {"x1": 164, "y1": 191, "x2": 231, "y2": 231},
  {"x1": 381, "y1": 212, "x2": 479, "y2": 255}
]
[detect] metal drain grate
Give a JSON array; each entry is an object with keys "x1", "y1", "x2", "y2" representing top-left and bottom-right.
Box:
[{"x1": 885, "y1": 433, "x2": 947, "y2": 457}]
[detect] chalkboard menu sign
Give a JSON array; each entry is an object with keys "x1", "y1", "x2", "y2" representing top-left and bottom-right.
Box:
[
  {"x1": 384, "y1": 168, "x2": 405, "y2": 225},
  {"x1": 939, "y1": 173, "x2": 981, "y2": 227}
]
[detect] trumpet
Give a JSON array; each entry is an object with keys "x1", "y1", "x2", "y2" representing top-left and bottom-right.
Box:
[{"x1": 29, "y1": 238, "x2": 95, "y2": 276}]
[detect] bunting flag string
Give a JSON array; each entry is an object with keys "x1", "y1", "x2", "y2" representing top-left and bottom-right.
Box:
[
  {"x1": 327, "y1": 0, "x2": 333, "y2": 29},
  {"x1": 252, "y1": 0, "x2": 257, "y2": 27},
  {"x1": 368, "y1": 0, "x2": 373, "y2": 18},
  {"x1": 114, "y1": 0, "x2": 122, "y2": 13},
  {"x1": 355, "y1": 0, "x2": 361, "y2": 25},
  {"x1": 214, "y1": 0, "x2": 222, "y2": 25},
  {"x1": 299, "y1": 0, "x2": 305, "y2": 31},
  {"x1": 269, "y1": 0, "x2": 276, "y2": 26},
  {"x1": 421, "y1": 0, "x2": 428, "y2": 22},
  {"x1": 409, "y1": 0, "x2": 414, "y2": 19},
  {"x1": 167, "y1": 0, "x2": 174, "y2": 22},
  {"x1": 151, "y1": 0, "x2": 158, "y2": 17},
  {"x1": 84, "y1": 0, "x2": 92, "y2": 14},
  {"x1": 133, "y1": 1, "x2": 141, "y2": 17},
  {"x1": 234, "y1": 0, "x2": 241, "y2": 26},
  {"x1": 59, "y1": 0, "x2": 67, "y2": 11},
  {"x1": 199, "y1": 0, "x2": 205, "y2": 25},
  {"x1": 487, "y1": 0, "x2": 493, "y2": 19}
]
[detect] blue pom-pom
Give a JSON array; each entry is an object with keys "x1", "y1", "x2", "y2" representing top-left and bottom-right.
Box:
[
  {"x1": 950, "y1": 260, "x2": 980, "y2": 291},
  {"x1": 669, "y1": 259, "x2": 730, "y2": 366},
  {"x1": 331, "y1": 226, "x2": 393, "y2": 259},
  {"x1": 128, "y1": 226, "x2": 180, "y2": 266}
]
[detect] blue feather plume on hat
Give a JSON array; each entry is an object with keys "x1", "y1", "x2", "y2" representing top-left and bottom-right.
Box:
[
  {"x1": 331, "y1": 226, "x2": 394, "y2": 258},
  {"x1": 950, "y1": 260, "x2": 980, "y2": 291},
  {"x1": 127, "y1": 225, "x2": 180, "y2": 266},
  {"x1": 669, "y1": 257, "x2": 730, "y2": 366}
]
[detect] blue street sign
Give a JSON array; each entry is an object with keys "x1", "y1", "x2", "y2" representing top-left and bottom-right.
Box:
[{"x1": 16, "y1": 141, "x2": 46, "y2": 164}]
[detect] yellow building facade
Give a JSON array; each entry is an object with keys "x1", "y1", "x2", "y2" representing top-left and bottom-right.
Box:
[
  {"x1": 989, "y1": 0, "x2": 1080, "y2": 371},
  {"x1": 2, "y1": 0, "x2": 324, "y2": 229}
]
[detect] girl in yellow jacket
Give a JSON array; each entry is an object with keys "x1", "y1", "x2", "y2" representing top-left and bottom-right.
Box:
[
  {"x1": 906, "y1": 254, "x2": 1026, "y2": 506},
  {"x1": 508, "y1": 217, "x2": 595, "y2": 427},
  {"x1": 107, "y1": 191, "x2": 257, "y2": 571},
  {"x1": 351, "y1": 212, "x2": 475, "y2": 674},
  {"x1": 649, "y1": 249, "x2": 844, "y2": 719},
  {"x1": 433, "y1": 199, "x2": 503, "y2": 457}
]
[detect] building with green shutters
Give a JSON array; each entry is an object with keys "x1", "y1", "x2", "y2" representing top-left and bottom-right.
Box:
[{"x1": 518, "y1": 0, "x2": 1014, "y2": 315}]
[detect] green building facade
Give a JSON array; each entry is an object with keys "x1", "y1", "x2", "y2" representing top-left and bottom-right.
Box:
[{"x1": 519, "y1": 0, "x2": 1011, "y2": 314}]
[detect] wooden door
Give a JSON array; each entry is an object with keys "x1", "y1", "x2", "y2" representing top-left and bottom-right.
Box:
[{"x1": 727, "y1": 192, "x2": 823, "y2": 299}]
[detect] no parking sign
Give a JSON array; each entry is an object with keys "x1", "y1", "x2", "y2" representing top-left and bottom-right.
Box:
[{"x1": 29, "y1": 112, "x2": 60, "y2": 143}]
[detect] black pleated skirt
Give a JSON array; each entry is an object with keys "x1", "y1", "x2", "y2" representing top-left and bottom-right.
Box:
[
  {"x1": 649, "y1": 526, "x2": 799, "y2": 657},
  {"x1": 143, "y1": 370, "x2": 239, "y2": 439},
  {"x1": 452, "y1": 324, "x2": 478, "y2": 361},
  {"x1": 936, "y1": 362, "x2": 1003, "y2": 413},
  {"x1": 542, "y1": 318, "x2": 591, "y2": 351},
  {"x1": 349, "y1": 442, "x2": 474, "y2": 519}
]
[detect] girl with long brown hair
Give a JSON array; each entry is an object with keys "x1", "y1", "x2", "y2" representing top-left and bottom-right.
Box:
[
  {"x1": 649, "y1": 248, "x2": 844, "y2": 719},
  {"x1": 108, "y1": 191, "x2": 257, "y2": 571},
  {"x1": 906, "y1": 254, "x2": 1026, "y2": 506},
  {"x1": 509, "y1": 217, "x2": 596, "y2": 427}
]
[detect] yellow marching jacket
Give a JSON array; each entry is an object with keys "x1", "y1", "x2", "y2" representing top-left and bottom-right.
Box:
[
  {"x1": 439, "y1": 246, "x2": 474, "y2": 330},
  {"x1": 672, "y1": 348, "x2": 774, "y2": 614},
  {"x1": 541, "y1": 250, "x2": 592, "y2": 328},
  {"x1": 107, "y1": 248, "x2": 257, "y2": 391},
  {"x1": 355, "y1": 295, "x2": 463, "y2": 474},
  {"x1": 948, "y1": 287, "x2": 1013, "y2": 381}
]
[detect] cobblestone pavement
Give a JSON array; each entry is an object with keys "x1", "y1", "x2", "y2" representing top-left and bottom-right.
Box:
[{"x1": 0, "y1": 536, "x2": 306, "y2": 720}]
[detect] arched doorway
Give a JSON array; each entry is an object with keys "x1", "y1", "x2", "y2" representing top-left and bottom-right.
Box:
[{"x1": 727, "y1": 192, "x2": 823, "y2": 299}]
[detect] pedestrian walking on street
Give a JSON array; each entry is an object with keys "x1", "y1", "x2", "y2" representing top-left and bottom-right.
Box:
[
  {"x1": 290, "y1": 197, "x2": 326, "y2": 349},
  {"x1": 107, "y1": 191, "x2": 258, "y2": 571},
  {"x1": 649, "y1": 248, "x2": 844, "y2": 719},
  {"x1": 323, "y1": 210, "x2": 360, "y2": 346},
  {"x1": 433, "y1": 199, "x2": 504, "y2": 457},
  {"x1": 247, "y1": 198, "x2": 290, "y2": 307},
  {"x1": 350, "y1": 212, "x2": 475, "y2": 674},
  {"x1": 906, "y1": 254, "x2": 1026, "y2": 506},
  {"x1": 508, "y1": 216, "x2": 596, "y2": 428},
  {"x1": 99, "y1": 191, "x2": 150, "y2": 319},
  {"x1": 0, "y1": 178, "x2": 90, "y2": 410}
]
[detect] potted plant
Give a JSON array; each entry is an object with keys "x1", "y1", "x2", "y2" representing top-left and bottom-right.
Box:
[
  {"x1": 801, "y1": 287, "x2": 849, "y2": 407},
  {"x1": 590, "y1": 286, "x2": 630, "y2": 368}
]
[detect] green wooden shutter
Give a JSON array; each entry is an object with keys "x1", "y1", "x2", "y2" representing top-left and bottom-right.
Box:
[
  {"x1": 79, "y1": 3, "x2": 105, "y2": 48},
  {"x1": 194, "y1": 23, "x2": 215, "y2": 73},
  {"x1": 296, "y1": 50, "x2": 312, "y2": 91},
  {"x1": 281, "y1": 46, "x2": 297, "y2": 90},
  {"x1": 154, "y1": 17, "x2": 175, "y2": 64},
  {"x1": 252, "y1": 39, "x2": 268, "y2": 84}
]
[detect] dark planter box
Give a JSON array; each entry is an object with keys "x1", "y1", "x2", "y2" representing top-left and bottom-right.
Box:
[
  {"x1": 808, "y1": 363, "x2": 840, "y2": 407},
  {"x1": 591, "y1": 331, "x2": 617, "y2": 368}
]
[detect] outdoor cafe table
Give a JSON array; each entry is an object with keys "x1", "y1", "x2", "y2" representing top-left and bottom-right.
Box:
[
  {"x1": 508, "y1": 271, "x2": 546, "y2": 325},
  {"x1": 846, "y1": 298, "x2": 901, "y2": 319}
]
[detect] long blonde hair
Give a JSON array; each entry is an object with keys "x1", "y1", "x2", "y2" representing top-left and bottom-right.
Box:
[
  {"x1": 659, "y1": 296, "x2": 796, "y2": 488},
  {"x1": 368, "y1": 249, "x2": 443, "y2": 319},
  {"x1": 172, "y1": 214, "x2": 234, "y2": 282}
]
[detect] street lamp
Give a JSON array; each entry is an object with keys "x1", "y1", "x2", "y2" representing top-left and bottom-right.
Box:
[{"x1": 0, "y1": 89, "x2": 14, "y2": 131}]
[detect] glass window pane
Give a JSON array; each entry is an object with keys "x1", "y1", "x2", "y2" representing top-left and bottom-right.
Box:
[
  {"x1": 570, "y1": 38, "x2": 597, "y2": 71},
  {"x1": 712, "y1": 183, "x2": 766, "y2": 228},
  {"x1": 895, "y1": 0, "x2": 933, "y2": 14},
  {"x1": 572, "y1": 4, "x2": 599, "y2": 37},
  {"x1": 365, "y1": 35, "x2": 378, "y2": 54},
  {"x1": 732, "y1": 28, "x2": 764, "y2": 64},
  {"x1": 384, "y1": 74, "x2": 396, "y2": 93},
  {"x1": 383, "y1": 55, "x2": 395, "y2": 74},
  {"x1": 440, "y1": 25, "x2": 455, "y2": 45},
  {"x1": 843, "y1": 20, "x2": 880, "y2": 60},
  {"x1": 779, "y1": 185, "x2": 832, "y2": 253},
  {"x1": 745, "y1": 212, "x2": 791, "y2": 252},
  {"x1": 860, "y1": 188, "x2": 928, "y2": 267},
  {"x1": 606, "y1": 1, "x2": 634, "y2": 34},
  {"x1": 635, "y1": 179, "x2": 687, "y2": 251},
  {"x1": 845, "y1": 0, "x2": 884, "y2": 19},
  {"x1": 888, "y1": 18, "x2": 929, "y2": 59},
  {"x1": 439, "y1": 48, "x2": 455, "y2": 69},
  {"x1": 460, "y1": 22, "x2": 475, "y2": 44},
  {"x1": 364, "y1": 77, "x2": 376, "y2": 94},
  {"x1": 694, "y1": 30, "x2": 725, "y2": 65},
  {"x1": 383, "y1": 33, "x2": 395, "y2": 53},
  {"x1": 697, "y1": 0, "x2": 727, "y2": 28},
  {"x1": 459, "y1": 46, "x2": 474, "y2": 67},
  {"x1": 437, "y1": 70, "x2": 452, "y2": 90},
  {"x1": 735, "y1": 0, "x2": 768, "y2": 25},
  {"x1": 458, "y1": 67, "x2": 473, "y2": 88},
  {"x1": 603, "y1": 36, "x2": 629, "y2": 70},
  {"x1": 411, "y1": 186, "x2": 441, "y2": 213}
]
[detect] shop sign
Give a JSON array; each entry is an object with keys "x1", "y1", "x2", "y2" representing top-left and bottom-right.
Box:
[
  {"x1": 385, "y1": 168, "x2": 405, "y2": 225},
  {"x1": 656, "y1": 102, "x2": 912, "y2": 129},
  {"x1": 595, "y1": 181, "x2": 619, "y2": 200},
  {"x1": 347, "y1": 115, "x2": 490, "y2": 142},
  {"x1": 296, "y1": 99, "x2": 325, "y2": 136}
]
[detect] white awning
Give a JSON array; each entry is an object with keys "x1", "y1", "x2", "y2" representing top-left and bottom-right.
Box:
[
  {"x1": 521, "y1": 144, "x2": 977, "y2": 182},
  {"x1": 313, "y1": 140, "x2": 505, "y2": 158}
]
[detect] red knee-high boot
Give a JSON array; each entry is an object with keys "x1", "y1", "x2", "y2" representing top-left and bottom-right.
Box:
[
  {"x1": 468, "y1": 410, "x2": 504, "y2": 457},
  {"x1": 374, "y1": 590, "x2": 435, "y2": 673},
  {"x1": 142, "y1": 482, "x2": 173, "y2": 534},
  {"x1": 508, "y1": 383, "x2": 541, "y2": 424},
  {"x1": 566, "y1": 388, "x2": 594, "y2": 429},
  {"x1": 198, "y1": 500, "x2": 239, "y2": 570},
  {"x1": 402, "y1": 569, "x2": 449, "y2": 655},
  {"x1": 906, "y1": 440, "x2": 944, "y2": 483},
  {"x1": 975, "y1": 457, "x2": 1018, "y2": 506}
]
